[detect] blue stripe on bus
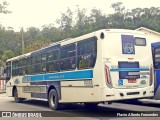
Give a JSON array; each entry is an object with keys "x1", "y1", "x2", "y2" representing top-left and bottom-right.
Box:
[
  {"x1": 22, "y1": 70, "x2": 93, "y2": 82},
  {"x1": 110, "y1": 68, "x2": 149, "y2": 72}
]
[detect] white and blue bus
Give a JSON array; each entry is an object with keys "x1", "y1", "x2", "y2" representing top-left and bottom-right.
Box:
[
  {"x1": 5, "y1": 29, "x2": 154, "y2": 110},
  {"x1": 151, "y1": 42, "x2": 160, "y2": 100}
]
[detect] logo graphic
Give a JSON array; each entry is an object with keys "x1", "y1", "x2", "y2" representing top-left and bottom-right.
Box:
[
  {"x1": 118, "y1": 79, "x2": 123, "y2": 85},
  {"x1": 2, "y1": 112, "x2": 11, "y2": 117},
  {"x1": 140, "y1": 80, "x2": 146, "y2": 85},
  {"x1": 122, "y1": 35, "x2": 135, "y2": 54}
]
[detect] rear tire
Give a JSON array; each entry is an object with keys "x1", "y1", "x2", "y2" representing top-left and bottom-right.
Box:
[
  {"x1": 48, "y1": 89, "x2": 61, "y2": 110},
  {"x1": 13, "y1": 88, "x2": 24, "y2": 103}
]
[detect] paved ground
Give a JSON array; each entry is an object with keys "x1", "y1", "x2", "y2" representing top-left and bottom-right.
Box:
[{"x1": 0, "y1": 93, "x2": 160, "y2": 120}]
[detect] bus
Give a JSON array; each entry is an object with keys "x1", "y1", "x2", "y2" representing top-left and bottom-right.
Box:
[
  {"x1": 5, "y1": 29, "x2": 154, "y2": 110},
  {"x1": 151, "y1": 42, "x2": 160, "y2": 100}
]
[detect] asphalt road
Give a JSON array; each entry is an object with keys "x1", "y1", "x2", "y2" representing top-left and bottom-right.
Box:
[{"x1": 0, "y1": 93, "x2": 160, "y2": 120}]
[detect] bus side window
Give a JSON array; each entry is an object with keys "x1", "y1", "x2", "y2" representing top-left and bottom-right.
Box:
[
  {"x1": 18, "y1": 58, "x2": 26, "y2": 75},
  {"x1": 47, "y1": 50, "x2": 60, "y2": 72},
  {"x1": 35, "y1": 54, "x2": 41, "y2": 74},
  {"x1": 154, "y1": 47, "x2": 160, "y2": 69},
  {"x1": 60, "y1": 44, "x2": 76, "y2": 71},
  {"x1": 41, "y1": 53, "x2": 46, "y2": 73},
  {"x1": 6, "y1": 61, "x2": 11, "y2": 80},
  {"x1": 12, "y1": 60, "x2": 19, "y2": 77},
  {"x1": 26, "y1": 56, "x2": 33, "y2": 75},
  {"x1": 31, "y1": 56, "x2": 36, "y2": 74},
  {"x1": 77, "y1": 37, "x2": 97, "y2": 69}
]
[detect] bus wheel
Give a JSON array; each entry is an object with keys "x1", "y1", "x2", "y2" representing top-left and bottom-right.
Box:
[
  {"x1": 13, "y1": 88, "x2": 24, "y2": 103},
  {"x1": 48, "y1": 89, "x2": 61, "y2": 110}
]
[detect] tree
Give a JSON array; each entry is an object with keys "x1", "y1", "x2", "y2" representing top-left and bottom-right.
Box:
[
  {"x1": 111, "y1": 2, "x2": 125, "y2": 14},
  {"x1": 0, "y1": 1, "x2": 11, "y2": 14},
  {"x1": 90, "y1": 8, "x2": 108, "y2": 30},
  {"x1": 24, "y1": 40, "x2": 52, "y2": 53},
  {"x1": 41, "y1": 24, "x2": 61, "y2": 42},
  {"x1": 1, "y1": 50, "x2": 15, "y2": 62},
  {"x1": 56, "y1": 8, "x2": 73, "y2": 39},
  {"x1": 75, "y1": 6, "x2": 87, "y2": 36}
]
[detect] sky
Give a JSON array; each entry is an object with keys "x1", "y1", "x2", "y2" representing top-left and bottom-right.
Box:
[{"x1": 0, "y1": 0, "x2": 160, "y2": 32}]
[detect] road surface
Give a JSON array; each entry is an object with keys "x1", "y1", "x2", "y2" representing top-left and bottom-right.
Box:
[{"x1": 0, "y1": 93, "x2": 160, "y2": 120}]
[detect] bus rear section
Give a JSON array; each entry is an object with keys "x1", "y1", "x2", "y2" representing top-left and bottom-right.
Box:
[{"x1": 100, "y1": 30, "x2": 154, "y2": 101}]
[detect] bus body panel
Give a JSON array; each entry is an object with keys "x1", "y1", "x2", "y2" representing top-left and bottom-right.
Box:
[
  {"x1": 103, "y1": 32, "x2": 152, "y2": 88},
  {"x1": 6, "y1": 29, "x2": 154, "y2": 104},
  {"x1": 99, "y1": 30, "x2": 154, "y2": 101}
]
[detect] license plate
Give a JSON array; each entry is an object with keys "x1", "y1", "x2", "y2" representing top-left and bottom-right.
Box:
[{"x1": 128, "y1": 79, "x2": 137, "y2": 83}]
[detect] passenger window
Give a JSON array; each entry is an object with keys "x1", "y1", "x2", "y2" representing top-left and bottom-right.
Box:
[
  {"x1": 26, "y1": 57, "x2": 33, "y2": 75},
  {"x1": 47, "y1": 50, "x2": 60, "y2": 72},
  {"x1": 41, "y1": 54, "x2": 46, "y2": 73},
  {"x1": 77, "y1": 37, "x2": 97, "y2": 69},
  {"x1": 12, "y1": 60, "x2": 19, "y2": 76},
  {"x1": 19, "y1": 58, "x2": 26, "y2": 75},
  {"x1": 60, "y1": 44, "x2": 76, "y2": 71},
  {"x1": 154, "y1": 47, "x2": 160, "y2": 69},
  {"x1": 47, "y1": 52, "x2": 54, "y2": 62},
  {"x1": 36, "y1": 55, "x2": 41, "y2": 63},
  {"x1": 6, "y1": 62, "x2": 11, "y2": 79}
]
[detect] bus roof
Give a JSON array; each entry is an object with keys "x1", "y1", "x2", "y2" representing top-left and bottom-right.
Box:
[{"x1": 7, "y1": 52, "x2": 31, "y2": 62}]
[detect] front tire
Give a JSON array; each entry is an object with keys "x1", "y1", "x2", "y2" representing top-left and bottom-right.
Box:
[
  {"x1": 13, "y1": 88, "x2": 24, "y2": 103},
  {"x1": 48, "y1": 89, "x2": 61, "y2": 110}
]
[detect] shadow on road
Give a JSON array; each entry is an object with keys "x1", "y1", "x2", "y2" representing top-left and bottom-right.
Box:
[
  {"x1": 9, "y1": 99, "x2": 136, "y2": 117},
  {"x1": 118, "y1": 99, "x2": 160, "y2": 108}
]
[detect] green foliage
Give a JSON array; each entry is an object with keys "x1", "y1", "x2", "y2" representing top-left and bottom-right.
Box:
[
  {"x1": 24, "y1": 39, "x2": 52, "y2": 53},
  {"x1": 0, "y1": 2, "x2": 160, "y2": 64},
  {"x1": 0, "y1": 1, "x2": 11, "y2": 14},
  {"x1": 1, "y1": 50, "x2": 15, "y2": 62}
]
